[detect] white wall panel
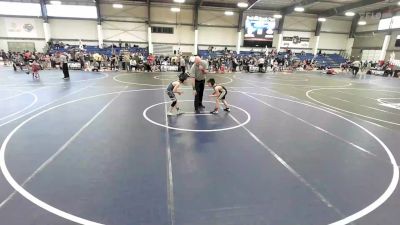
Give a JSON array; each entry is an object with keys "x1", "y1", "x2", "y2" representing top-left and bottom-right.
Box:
[
  {"x1": 321, "y1": 19, "x2": 351, "y2": 33},
  {"x1": 198, "y1": 27, "x2": 236, "y2": 46},
  {"x1": 353, "y1": 33, "x2": 385, "y2": 48},
  {"x1": 284, "y1": 16, "x2": 316, "y2": 31},
  {"x1": 102, "y1": 21, "x2": 148, "y2": 42},
  {"x1": 152, "y1": 25, "x2": 194, "y2": 44},
  {"x1": 356, "y1": 23, "x2": 379, "y2": 32},
  {"x1": 100, "y1": 4, "x2": 147, "y2": 22},
  {"x1": 319, "y1": 33, "x2": 348, "y2": 49},
  {"x1": 49, "y1": 19, "x2": 97, "y2": 40},
  {"x1": 0, "y1": 18, "x2": 7, "y2": 37},
  {"x1": 173, "y1": 45, "x2": 193, "y2": 54},
  {"x1": 0, "y1": 39, "x2": 46, "y2": 52},
  {"x1": 0, "y1": 17, "x2": 44, "y2": 38},
  {"x1": 151, "y1": 7, "x2": 193, "y2": 24},
  {"x1": 387, "y1": 31, "x2": 400, "y2": 51},
  {"x1": 361, "y1": 50, "x2": 382, "y2": 62},
  {"x1": 199, "y1": 10, "x2": 237, "y2": 26}
]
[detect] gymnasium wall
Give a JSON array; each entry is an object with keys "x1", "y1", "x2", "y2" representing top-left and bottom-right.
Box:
[
  {"x1": 283, "y1": 16, "x2": 317, "y2": 31},
  {"x1": 352, "y1": 13, "x2": 400, "y2": 60},
  {"x1": 100, "y1": 4, "x2": 147, "y2": 22},
  {"x1": 386, "y1": 31, "x2": 400, "y2": 60},
  {"x1": 319, "y1": 33, "x2": 348, "y2": 50},
  {"x1": 321, "y1": 19, "x2": 352, "y2": 33},
  {"x1": 101, "y1": 21, "x2": 148, "y2": 43},
  {"x1": 356, "y1": 23, "x2": 379, "y2": 33},
  {"x1": 0, "y1": 17, "x2": 45, "y2": 38},
  {"x1": 0, "y1": 40, "x2": 47, "y2": 52},
  {"x1": 0, "y1": 3, "x2": 355, "y2": 53},
  {"x1": 50, "y1": 19, "x2": 98, "y2": 40},
  {"x1": 0, "y1": 17, "x2": 46, "y2": 51},
  {"x1": 387, "y1": 31, "x2": 400, "y2": 51},
  {"x1": 278, "y1": 17, "x2": 350, "y2": 51},
  {"x1": 353, "y1": 33, "x2": 386, "y2": 49}
]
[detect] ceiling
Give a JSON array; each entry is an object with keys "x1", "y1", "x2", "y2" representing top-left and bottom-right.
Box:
[
  {"x1": 120, "y1": 0, "x2": 399, "y2": 17},
  {"x1": 3, "y1": 0, "x2": 399, "y2": 18}
]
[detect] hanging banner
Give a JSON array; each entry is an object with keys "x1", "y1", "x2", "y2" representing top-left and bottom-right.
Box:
[
  {"x1": 4, "y1": 18, "x2": 37, "y2": 38},
  {"x1": 282, "y1": 36, "x2": 310, "y2": 48}
]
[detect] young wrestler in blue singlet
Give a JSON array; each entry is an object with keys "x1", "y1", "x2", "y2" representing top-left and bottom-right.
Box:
[{"x1": 166, "y1": 73, "x2": 188, "y2": 116}]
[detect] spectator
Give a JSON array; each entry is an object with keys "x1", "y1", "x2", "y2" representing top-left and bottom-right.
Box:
[
  {"x1": 258, "y1": 57, "x2": 265, "y2": 73},
  {"x1": 180, "y1": 56, "x2": 186, "y2": 74}
]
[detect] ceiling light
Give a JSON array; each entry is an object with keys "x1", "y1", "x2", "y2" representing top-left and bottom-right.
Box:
[
  {"x1": 112, "y1": 4, "x2": 123, "y2": 8},
  {"x1": 174, "y1": 0, "x2": 185, "y2": 3},
  {"x1": 237, "y1": 2, "x2": 249, "y2": 8},
  {"x1": 358, "y1": 21, "x2": 367, "y2": 25},
  {"x1": 345, "y1": 11, "x2": 355, "y2": 16},
  {"x1": 225, "y1": 11, "x2": 234, "y2": 16},
  {"x1": 294, "y1": 7, "x2": 304, "y2": 12},
  {"x1": 318, "y1": 17, "x2": 326, "y2": 22},
  {"x1": 273, "y1": 14, "x2": 282, "y2": 19},
  {"x1": 50, "y1": 0, "x2": 61, "y2": 5},
  {"x1": 171, "y1": 7, "x2": 181, "y2": 12},
  {"x1": 398, "y1": 1, "x2": 400, "y2": 6}
]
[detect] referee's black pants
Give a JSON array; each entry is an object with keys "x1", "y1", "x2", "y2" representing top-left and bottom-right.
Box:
[
  {"x1": 352, "y1": 67, "x2": 359, "y2": 76},
  {"x1": 62, "y1": 63, "x2": 69, "y2": 78},
  {"x1": 194, "y1": 79, "x2": 205, "y2": 110}
]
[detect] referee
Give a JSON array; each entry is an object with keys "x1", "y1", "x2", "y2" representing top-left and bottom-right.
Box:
[
  {"x1": 189, "y1": 56, "x2": 208, "y2": 113},
  {"x1": 59, "y1": 52, "x2": 70, "y2": 80}
]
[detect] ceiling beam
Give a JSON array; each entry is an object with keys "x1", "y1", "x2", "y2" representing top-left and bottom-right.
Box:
[
  {"x1": 277, "y1": 15, "x2": 285, "y2": 34},
  {"x1": 95, "y1": 0, "x2": 102, "y2": 25},
  {"x1": 237, "y1": 10, "x2": 244, "y2": 32},
  {"x1": 349, "y1": 14, "x2": 360, "y2": 38},
  {"x1": 201, "y1": 1, "x2": 237, "y2": 9},
  {"x1": 147, "y1": 0, "x2": 151, "y2": 26},
  {"x1": 39, "y1": 0, "x2": 48, "y2": 23},
  {"x1": 280, "y1": 0, "x2": 319, "y2": 15},
  {"x1": 194, "y1": 0, "x2": 201, "y2": 29},
  {"x1": 200, "y1": 1, "x2": 276, "y2": 11},
  {"x1": 319, "y1": 0, "x2": 387, "y2": 17},
  {"x1": 247, "y1": 0, "x2": 261, "y2": 10}
]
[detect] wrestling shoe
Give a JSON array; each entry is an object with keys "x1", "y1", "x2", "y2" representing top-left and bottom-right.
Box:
[{"x1": 210, "y1": 109, "x2": 219, "y2": 114}]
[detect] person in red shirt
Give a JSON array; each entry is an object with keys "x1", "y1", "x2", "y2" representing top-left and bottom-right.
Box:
[
  {"x1": 31, "y1": 60, "x2": 40, "y2": 79},
  {"x1": 147, "y1": 54, "x2": 155, "y2": 65},
  {"x1": 23, "y1": 51, "x2": 32, "y2": 74},
  {"x1": 146, "y1": 54, "x2": 155, "y2": 72}
]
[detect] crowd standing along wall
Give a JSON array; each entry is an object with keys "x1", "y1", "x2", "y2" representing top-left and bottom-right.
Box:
[{"x1": 0, "y1": 4, "x2": 354, "y2": 54}]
